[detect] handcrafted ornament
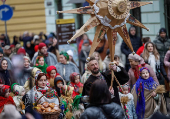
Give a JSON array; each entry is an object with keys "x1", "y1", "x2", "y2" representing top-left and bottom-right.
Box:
[{"x1": 57, "y1": 0, "x2": 152, "y2": 87}]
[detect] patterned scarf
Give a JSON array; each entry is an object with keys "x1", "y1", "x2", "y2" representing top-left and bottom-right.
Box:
[{"x1": 135, "y1": 67, "x2": 158, "y2": 119}]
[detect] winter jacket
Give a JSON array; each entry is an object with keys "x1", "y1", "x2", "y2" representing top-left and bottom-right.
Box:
[
  {"x1": 164, "y1": 50, "x2": 170, "y2": 81},
  {"x1": 121, "y1": 30, "x2": 142, "y2": 65},
  {"x1": 153, "y1": 35, "x2": 170, "y2": 62},
  {"x1": 32, "y1": 52, "x2": 58, "y2": 66},
  {"x1": 55, "y1": 62, "x2": 80, "y2": 83},
  {"x1": 82, "y1": 66, "x2": 129, "y2": 105},
  {"x1": 136, "y1": 44, "x2": 145, "y2": 56},
  {"x1": 80, "y1": 102, "x2": 125, "y2": 119}
]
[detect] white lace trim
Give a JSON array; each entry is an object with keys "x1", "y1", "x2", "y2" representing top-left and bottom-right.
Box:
[{"x1": 93, "y1": 0, "x2": 130, "y2": 29}]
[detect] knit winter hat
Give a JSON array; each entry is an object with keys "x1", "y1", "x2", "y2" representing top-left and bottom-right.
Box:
[
  {"x1": 159, "y1": 28, "x2": 167, "y2": 34},
  {"x1": 67, "y1": 50, "x2": 73, "y2": 57},
  {"x1": 47, "y1": 34, "x2": 53, "y2": 39},
  {"x1": 17, "y1": 47, "x2": 26, "y2": 55},
  {"x1": 60, "y1": 51, "x2": 69, "y2": 61},
  {"x1": 23, "y1": 56, "x2": 30, "y2": 63},
  {"x1": 0, "y1": 47, "x2": 3, "y2": 54},
  {"x1": 10, "y1": 44, "x2": 15, "y2": 48},
  {"x1": 0, "y1": 104, "x2": 21, "y2": 119},
  {"x1": 34, "y1": 45, "x2": 39, "y2": 52},
  {"x1": 38, "y1": 43, "x2": 46, "y2": 50}
]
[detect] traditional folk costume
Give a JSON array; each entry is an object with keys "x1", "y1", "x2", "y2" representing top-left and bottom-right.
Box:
[
  {"x1": 131, "y1": 67, "x2": 167, "y2": 119},
  {"x1": 34, "y1": 56, "x2": 48, "y2": 73},
  {"x1": 23, "y1": 72, "x2": 59, "y2": 111},
  {"x1": 46, "y1": 66, "x2": 60, "y2": 88},
  {"x1": 69, "y1": 72, "x2": 83, "y2": 98},
  {"x1": 119, "y1": 85, "x2": 137, "y2": 119},
  {"x1": 55, "y1": 52, "x2": 80, "y2": 83},
  {"x1": 0, "y1": 85, "x2": 15, "y2": 113},
  {"x1": 11, "y1": 83, "x2": 25, "y2": 114}
]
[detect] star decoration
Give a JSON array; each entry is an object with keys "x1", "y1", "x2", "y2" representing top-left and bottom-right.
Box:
[{"x1": 57, "y1": 0, "x2": 152, "y2": 87}]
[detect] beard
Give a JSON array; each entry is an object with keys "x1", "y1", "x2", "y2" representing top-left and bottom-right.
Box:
[{"x1": 91, "y1": 68, "x2": 100, "y2": 74}]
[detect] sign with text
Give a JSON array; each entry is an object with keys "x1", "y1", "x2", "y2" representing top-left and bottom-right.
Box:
[{"x1": 56, "y1": 19, "x2": 76, "y2": 45}]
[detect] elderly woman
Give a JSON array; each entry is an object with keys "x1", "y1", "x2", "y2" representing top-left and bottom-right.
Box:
[
  {"x1": 23, "y1": 72, "x2": 59, "y2": 110},
  {"x1": 128, "y1": 53, "x2": 159, "y2": 88}
]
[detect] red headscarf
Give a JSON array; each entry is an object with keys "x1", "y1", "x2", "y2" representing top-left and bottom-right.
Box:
[
  {"x1": 0, "y1": 85, "x2": 15, "y2": 113},
  {"x1": 46, "y1": 66, "x2": 60, "y2": 79},
  {"x1": 70, "y1": 72, "x2": 79, "y2": 83}
]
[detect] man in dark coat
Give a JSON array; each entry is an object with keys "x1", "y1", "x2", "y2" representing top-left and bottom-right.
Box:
[
  {"x1": 153, "y1": 28, "x2": 170, "y2": 62},
  {"x1": 82, "y1": 57, "x2": 129, "y2": 105},
  {"x1": 121, "y1": 26, "x2": 142, "y2": 71}
]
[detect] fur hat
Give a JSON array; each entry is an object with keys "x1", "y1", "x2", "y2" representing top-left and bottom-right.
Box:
[{"x1": 128, "y1": 53, "x2": 145, "y2": 64}]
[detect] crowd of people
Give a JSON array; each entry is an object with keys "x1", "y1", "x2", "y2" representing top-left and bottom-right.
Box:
[{"x1": 0, "y1": 27, "x2": 170, "y2": 119}]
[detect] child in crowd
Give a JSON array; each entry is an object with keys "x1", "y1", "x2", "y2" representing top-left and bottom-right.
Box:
[
  {"x1": 46, "y1": 66, "x2": 60, "y2": 88},
  {"x1": 11, "y1": 83, "x2": 25, "y2": 114},
  {"x1": 70, "y1": 72, "x2": 83, "y2": 98},
  {"x1": 34, "y1": 56, "x2": 48, "y2": 73},
  {"x1": 0, "y1": 85, "x2": 15, "y2": 113},
  {"x1": 54, "y1": 77, "x2": 64, "y2": 97},
  {"x1": 131, "y1": 67, "x2": 167, "y2": 119},
  {"x1": 119, "y1": 84, "x2": 137, "y2": 119},
  {"x1": 114, "y1": 55, "x2": 124, "y2": 68}
]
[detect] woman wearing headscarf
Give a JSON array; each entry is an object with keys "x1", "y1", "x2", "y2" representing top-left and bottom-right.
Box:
[
  {"x1": 23, "y1": 72, "x2": 59, "y2": 110},
  {"x1": 0, "y1": 85, "x2": 15, "y2": 113},
  {"x1": 34, "y1": 56, "x2": 48, "y2": 73},
  {"x1": 46, "y1": 65, "x2": 60, "y2": 88}
]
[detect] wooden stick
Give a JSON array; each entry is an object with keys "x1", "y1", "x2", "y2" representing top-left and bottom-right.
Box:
[{"x1": 114, "y1": 75, "x2": 123, "y2": 91}]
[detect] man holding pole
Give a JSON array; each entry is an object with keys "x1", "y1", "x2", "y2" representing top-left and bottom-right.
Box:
[{"x1": 82, "y1": 56, "x2": 129, "y2": 105}]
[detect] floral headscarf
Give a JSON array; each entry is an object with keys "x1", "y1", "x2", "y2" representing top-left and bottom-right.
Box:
[
  {"x1": 0, "y1": 85, "x2": 10, "y2": 97},
  {"x1": 60, "y1": 51, "x2": 69, "y2": 61},
  {"x1": 70, "y1": 72, "x2": 80, "y2": 83}
]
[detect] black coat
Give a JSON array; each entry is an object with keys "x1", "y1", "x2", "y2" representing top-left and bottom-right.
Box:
[
  {"x1": 121, "y1": 29, "x2": 142, "y2": 65},
  {"x1": 80, "y1": 102, "x2": 125, "y2": 119},
  {"x1": 82, "y1": 66, "x2": 129, "y2": 105},
  {"x1": 0, "y1": 69, "x2": 14, "y2": 86}
]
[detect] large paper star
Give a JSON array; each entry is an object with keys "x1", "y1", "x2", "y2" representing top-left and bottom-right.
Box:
[{"x1": 57, "y1": 0, "x2": 152, "y2": 87}]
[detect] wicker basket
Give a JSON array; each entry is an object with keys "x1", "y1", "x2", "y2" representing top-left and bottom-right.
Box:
[
  {"x1": 34, "y1": 90, "x2": 61, "y2": 119},
  {"x1": 39, "y1": 110, "x2": 61, "y2": 119}
]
